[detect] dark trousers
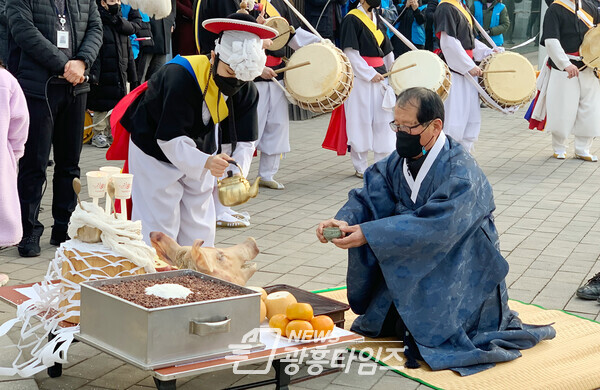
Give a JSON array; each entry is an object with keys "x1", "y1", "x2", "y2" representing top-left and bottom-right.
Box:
[
  {"x1": 136, "y1": 53, "x2": 166, "y2": 83},
  {"x1": 18, "y1": 84, "x2": 86, "y2": 237}
]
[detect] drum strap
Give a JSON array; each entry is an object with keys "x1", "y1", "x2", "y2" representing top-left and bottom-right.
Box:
[{"x1": 461, "y1": 72, "x2": 519, "y2": 114}]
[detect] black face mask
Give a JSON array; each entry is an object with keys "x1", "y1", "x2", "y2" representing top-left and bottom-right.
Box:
[
  {"x1": 212, "y1": 57, "x2": 246, "y2": 96},
  {"x1": 396, "y1": 130, "x2": 425, "y2": 159},
  {"x1": 107, "y1": 3, "x2": 120, "y2": 14},
  {"x1": 365, "y1": 0, "x2": 381, "y2": 11},
  {"x1": 213, "y1": 73, "x2": 246, "y2": 96}
]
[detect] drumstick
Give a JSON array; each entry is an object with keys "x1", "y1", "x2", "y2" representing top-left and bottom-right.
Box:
[
  {"x1": 463, "y1": 7, "x2": 499, "y2": 51},
  {"x1": 379, "y1": 17, "x2": 418, "y2": 52},
  {"x1": 280, "y1": 0, "x2": 323, "y2": 40},
  {"x1": 482, "y1": 69, "x2": 517, "y2": 73},
  {"x1": 579, "y1": 56, "x2": 599, "y2": 70},
  {"x1": 382, "y1": 63, "x2": 417, "y2": 78},
  {"x1": 274, "y1": 61, "x2": 311, "y2": 74},
  {"x1": 273, "y1": 27, "x2": 294, "y2": 40}
]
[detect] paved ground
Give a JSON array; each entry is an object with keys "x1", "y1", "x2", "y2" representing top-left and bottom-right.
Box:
[{"x1": 1, "y1": 103, "x2": 600, "y2": 390}]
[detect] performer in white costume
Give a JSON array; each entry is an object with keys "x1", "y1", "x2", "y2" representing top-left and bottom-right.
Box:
[
  {"x1": 541, "y1": 0, "x2": 600, "y2": 161},
  {"x1": 254, "y1": 0, "x2": 320, "y2": 190},
  {"x1": 111, "y1": 14, "x2": 276, "y2": 244},
  {"x1": 341, "y1": 0, "x2": 396, "y2": 178},
  {"x1": 435, "y1": 0, "x2": 495, "y2": 153}
]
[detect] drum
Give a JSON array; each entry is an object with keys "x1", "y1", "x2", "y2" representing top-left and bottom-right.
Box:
[
  {"x1": 389, "y1": 50, "x2": 451, "y2": 101},
  {"x1": 479, "y1": 51, "x2": 536, "y2": 110},
  {"x1": 265, "y1": 17, "x2": 292, "y2": 51},
  {"x1": 580, "y1": 26, "x2": 600, "y2": 70},
  {"x1": 284, "y1": 42, "x2": 354, "y2": 113},
  {"x1": 83, "y1": 110, "x2": 94, "y2": 144}
]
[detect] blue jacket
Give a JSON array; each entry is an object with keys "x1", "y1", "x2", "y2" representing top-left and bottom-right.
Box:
[{"x1": 473, "y1": 0, "x2": 507, "y2": 46}]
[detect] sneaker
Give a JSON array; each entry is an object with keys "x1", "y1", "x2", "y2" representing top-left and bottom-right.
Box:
[
  {"x1": 91, "y1": 134, "x2": 109, "y2": 148},
  {"x1": 17, "y1": 235, "x2": 41, "y2": 257},
  {"x1": 50, "y1": 225, "x2": 69, "y2": 246},
  {"x1": 577, "y1": 272, "x2": 600, "y2": 300}
]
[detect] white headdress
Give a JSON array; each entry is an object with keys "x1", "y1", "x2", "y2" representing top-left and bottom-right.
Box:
[{"x1": 214, "y1": 31, "x2": 266, "y2": 81}]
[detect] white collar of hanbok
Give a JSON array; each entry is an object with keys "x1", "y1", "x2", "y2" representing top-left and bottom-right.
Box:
[{"x1": 402, "y1": 131, "x2": 447, "y2": 203}]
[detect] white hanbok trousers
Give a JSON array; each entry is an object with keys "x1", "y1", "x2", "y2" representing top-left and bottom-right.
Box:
[
  {"x1": 255, "y1": 80, "x2": 290, "y2": 180},
  {"x1": 443, "y1": 71, "x2": 481, "y2": 153},
  {"x1": 546, "y1": 67, "x2": 600, "y2": 155},
  {"x1": 129, "y1": 139, "x2": 216, "y2": 247},
  {"x1": 344, "y1": 76, "x2": 395, "y2": 173}
]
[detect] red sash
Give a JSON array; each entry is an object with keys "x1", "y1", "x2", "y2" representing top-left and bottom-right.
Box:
[
  {"x1": 362, "y1": 56, "x2": 384, "y2": 67},
  {"x1": 266, "y1": 55, "x2": 283, "y2": 67},
  {"x1": 105, "y1": 81, "x2": 149, "y2": 218}
]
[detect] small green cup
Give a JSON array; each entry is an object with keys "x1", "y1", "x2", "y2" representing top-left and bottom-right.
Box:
[{"x1": 323, "y1": 227, "x2": 342, "y2": 242}]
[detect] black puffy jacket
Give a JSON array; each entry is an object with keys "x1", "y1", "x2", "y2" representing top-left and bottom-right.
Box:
[
  {"x1": 6, "y1": 0, "x2": 102, "y2": 98},
  {"x1": 87, "y1": 5, "x2": 140, "y2": 111},
  {"x1": 304, "y1": 0, "x2": 348, "y2": 41}
]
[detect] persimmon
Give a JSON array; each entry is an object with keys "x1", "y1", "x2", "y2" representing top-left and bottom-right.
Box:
[
  {"x1": 286, "y1": 303, "x2": 314, "y2": 321},
  {"x1": 311, "y1": 315, "x2": 335, "y2": 338},
  {"x1": 269, "y1": 314, "x2": 290, "y2": 335},
  {"x1": 285, "y1": 320, "x2": 314, "y2": 340}
]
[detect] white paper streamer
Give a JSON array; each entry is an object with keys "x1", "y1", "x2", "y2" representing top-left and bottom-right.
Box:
[
  {"x1": 68, "y1": 201, "x2": 156, "y2": 273},
  {"x1": 0, "y1": 241, "x2": 151, "y2": 376}
]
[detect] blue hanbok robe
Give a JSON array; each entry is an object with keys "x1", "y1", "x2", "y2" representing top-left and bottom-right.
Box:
[{"x1": 336, "y1": 133, "x2": 555, "y2": 376}]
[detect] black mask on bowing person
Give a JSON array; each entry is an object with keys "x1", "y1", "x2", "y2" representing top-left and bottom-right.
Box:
[
  {"x1": 107, "y1": 3, "x2": 120, "y2": 14},
  {"x1": 395, "y1": 130, "x2": 425, "y2": 159},
  {"x1": 365, "y1": 0, "x2": 381, "y2": 11},
  {"x1": 213, "y1": 59, "x2": 246, "y2": 96}
]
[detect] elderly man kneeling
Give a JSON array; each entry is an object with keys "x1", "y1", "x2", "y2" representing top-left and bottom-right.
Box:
[{"x1": 317, "y1": 87, "x2": 555, "y2": 375}]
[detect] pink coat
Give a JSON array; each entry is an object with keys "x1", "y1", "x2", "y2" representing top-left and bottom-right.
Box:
[{"x1": 0, "y1": 68, "x2": 29, "y2": 246}]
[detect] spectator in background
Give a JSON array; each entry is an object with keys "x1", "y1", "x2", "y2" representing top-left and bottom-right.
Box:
[
  {"x1": 526, "y1": 0, "x2": 540, "y2": 45},
  {"x1": 304, "y1": 0, "x2": 349, "y2": 42},
  {"x1": 173, "y1": 0, "x2": 197, "y2": 56},
  {"x1": 379, "y1": 0, "x2": 399, "y2": 27},
  {"x1": 503, "y1": 0, "x2": 518, "y2": 44},
  {"x1": 0, "y1": 0, "x2": 6, "y2": 63},
  {"x1": 137, "y1": 0, "x2": 175, "y2": 82},
  {"x1": 124, "y1": 6, "x2": 154, "y2": 87},
  {"x1": 0, "y1": 60, "x2": 29, "y2": 248},
  {"x1": 87, "y1": 0, "x2": 140, "y2": 148},
  {"x1": 470, "y1": 0, "x2": 510, "y2": 47},
  {"x1": 6, "y1": 0, "x2": 102, "y2": 257},
  {"x1": 392, "y1": 0, "x2": 427, "y2": 56},
  {"x1": 424, "y1": 0, "x2": 438, "y2": 51}
]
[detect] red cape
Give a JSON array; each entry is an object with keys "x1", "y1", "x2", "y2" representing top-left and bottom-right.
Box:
[{"x1": 105, "y1": 82, "x2": 148, "y2": 218}]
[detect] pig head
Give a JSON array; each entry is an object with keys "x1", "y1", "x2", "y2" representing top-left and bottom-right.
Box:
[{"x1": 149, "y1": 232, "x2": 259, "y2": 285}]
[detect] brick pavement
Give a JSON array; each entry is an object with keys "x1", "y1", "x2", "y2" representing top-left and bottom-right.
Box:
[{"x1": 0, "y1": 105, "x2": 599, "y2": 389}]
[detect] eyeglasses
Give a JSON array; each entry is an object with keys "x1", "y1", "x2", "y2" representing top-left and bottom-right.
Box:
[{"x1": 389, "y1": 120, "x2": 432, "y2": 135}]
